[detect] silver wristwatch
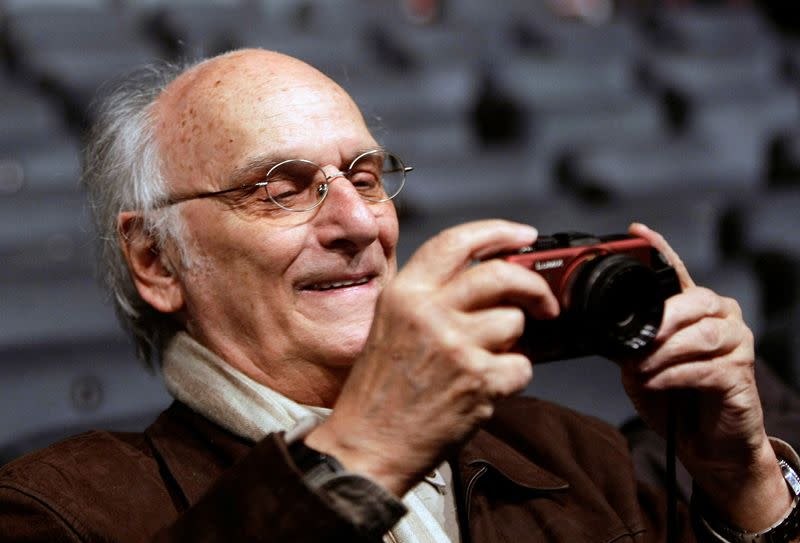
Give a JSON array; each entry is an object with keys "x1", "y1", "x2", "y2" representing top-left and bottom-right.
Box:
[{"x1": 698, "y1": 459, "x2": 800, "y2": 543}]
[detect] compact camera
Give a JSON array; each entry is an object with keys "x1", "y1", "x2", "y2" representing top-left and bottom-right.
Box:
[{"x1": 501, "y1": 232, "x2": 681, "y2": 362}]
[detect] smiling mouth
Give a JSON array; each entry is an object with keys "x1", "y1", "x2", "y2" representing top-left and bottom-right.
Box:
[{"x1": 303, "y1": 276, "x2": 372, "y2": 291}]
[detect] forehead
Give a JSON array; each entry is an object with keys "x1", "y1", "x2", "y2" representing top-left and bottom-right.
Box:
[{"x1": 154, "y1": 50, "x2": 376, "y2": 191}]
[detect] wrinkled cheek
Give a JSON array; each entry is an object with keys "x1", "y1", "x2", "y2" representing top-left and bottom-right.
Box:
[{"x1": 378, "y1": 210, "x2": 400, "y2": 267}]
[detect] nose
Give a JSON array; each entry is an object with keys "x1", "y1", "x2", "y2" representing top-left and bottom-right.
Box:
[{"x1": 313, "y1": 166, "x2": 381, "y2": 253}]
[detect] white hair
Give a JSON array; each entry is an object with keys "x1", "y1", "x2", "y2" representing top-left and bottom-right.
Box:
[{"x1": 82, "y1": 59, "x2": 199, "y2": 368}]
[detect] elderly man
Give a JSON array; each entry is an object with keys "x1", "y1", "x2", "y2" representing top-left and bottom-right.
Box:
[{"x1": 1, "y1": 48, "x2": 798, "y2": 542}]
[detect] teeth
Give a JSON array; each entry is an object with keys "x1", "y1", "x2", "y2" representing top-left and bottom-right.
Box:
[{"x1": 308, "y1": 277, "x2": 370, "y2": 291}]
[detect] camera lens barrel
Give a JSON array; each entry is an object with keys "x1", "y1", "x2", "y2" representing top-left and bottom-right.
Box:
[{"x1": 571, "y1": 254, "x2": 664, "y2": 359}]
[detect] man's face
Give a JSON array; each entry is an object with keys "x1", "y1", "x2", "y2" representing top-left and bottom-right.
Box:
[{"x1": 154, "y1": 50, "x2": 399, "y2": 400}]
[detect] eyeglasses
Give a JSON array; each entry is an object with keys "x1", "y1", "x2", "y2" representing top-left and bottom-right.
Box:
[{"x1": 158, "y1": 149, "x2": 412, "y2": 212}]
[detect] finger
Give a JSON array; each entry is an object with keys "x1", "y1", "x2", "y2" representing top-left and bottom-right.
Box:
[
  {"x1": 642, "y1": 343, "x2": 754, "y2": 391},
  {"x1": 403, "y1": 220, "x2": 538, "y2": 285},
  {"x1": 657, "y1": 287, "x2": 739, "y2": 341},
  {"x1": 638, "y1": 315, "x2": 750, "y2": 375},
  {"x1": 442, "y1": 259, "x2": 560, "y2": 319},
  {"x1": 629, "y1": 222, "x2": 695, "y2": 290},
  {"x1": 460, "y1": 306, "x2": 527, "y2": 352},
  {"x1": 482, "y1": 352, "x2": 534, "y2": 397}
]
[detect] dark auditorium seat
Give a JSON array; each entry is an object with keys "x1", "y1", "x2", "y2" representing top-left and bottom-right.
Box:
[
  {"x1": 494, "y1": 54, "x2": 635, "y2": 111},
  {"x1": 558, "y1": 82, "x2": 799, "y2": 201},
  {"x1": 0, "y1": 275, "x2": 125, "y2": 353},
  {"x1": 341, "y1": 64, "x2": 481, "y2": 129},
  {"x1": 376, "y1": 117, "x2": 480, "y2": 164},
  {"x1": 374, "y1": 20, "x2": 489, "y2": 72},
  {"x1": 726, "y1": 189, "x2": 800, "y2": 322},
  {"x1": 697, "y1": 262, "x2": 764, "y2": 340},
  {"x1": 558, "y1": 137, "x2": 762, "y2": 200},
  {"x1": 768, "y1": 128, "x2": 800, "y2": 185},
  {"x1": 641, "y1": 47, "x2": 785, "y2": 107},
  {"x1": 489, "y1": 53, "x2": 667, "y2": 160},
  {"x1": 445, "y1": 0, "x2": 550, "y2": 29},
  {"x1": 646, "y1": 5, "x2": 777, "y2": 54},
  {"x1": 5, "y1": 5, "x2": 151, "y2": 53},
  {"x1": 0, "y1": 138, "x2": 82, "y2": 194},
  {"x1": 140, "y1": 2, "x2": 257, "y2": 59},
  {"x1": 399, "y1": 150, "x2": 554, "y2": 217},
  {"x1": 239, "y1": 28, "x2": 374, "y2": 85},
  {"x1": 525, "y1": 95, "x2": 666, "y2": 159},
  {"x1": 518, "y1": 12, "x2": 643, "y2": 59},
  {"x1": 0, "y1": 339, "x2": 171, "y2": 466},
  {"x1": 0, "y1": 191, "x2": 94, "y2": 280},
  {"x1": 397, "y1": 191, "x2": 723, "y2": 277},
  {"x1": 0, "y1": 85, "x2": 70, "y2": 147},
  {"x1": 5, "y1": 5, "x2": 162, "y2": 123},
  {"x1": 735, "y1": 189, "x2": 800, "y2": 257}
]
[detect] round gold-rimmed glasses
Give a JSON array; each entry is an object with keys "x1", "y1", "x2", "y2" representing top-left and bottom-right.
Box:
[{"x1": 159, "y1": 149, "x2": 411, "y2": 212}]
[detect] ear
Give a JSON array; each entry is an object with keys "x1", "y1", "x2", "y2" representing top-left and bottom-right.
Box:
[{"x1": 117, "y1": 211, "x2": 185, "y2": 314}]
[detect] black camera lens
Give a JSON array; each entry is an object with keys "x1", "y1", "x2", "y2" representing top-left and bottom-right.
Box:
[{"x1": 571, "y1": 254, "x2": 664, "y2": 358}]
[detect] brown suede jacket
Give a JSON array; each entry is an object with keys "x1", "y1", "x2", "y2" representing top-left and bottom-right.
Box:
[{"x1": 0, "y1": 396, "x2": 695, "y2": 542}]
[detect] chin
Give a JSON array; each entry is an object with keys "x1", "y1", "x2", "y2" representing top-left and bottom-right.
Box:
[{"x1": 317, "y1": 324, "x2": 371, "y2": 367}]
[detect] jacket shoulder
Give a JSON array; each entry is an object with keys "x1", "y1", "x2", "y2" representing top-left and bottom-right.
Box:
[
  {"x1": 0, "y1": 430, "x2": 154, "y2": 493},
  {"x1": 488, "y1": 395, "x2": 634, "y2": 481},
  {"x1": 493, "y1": 395, "x2": 628, "y2": 445},
  {"x1": 0, "y1": 430, "x2": 177, "y2": 541}
]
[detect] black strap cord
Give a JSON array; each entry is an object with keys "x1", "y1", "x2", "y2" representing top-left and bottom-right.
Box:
[{"x1": 666, "y1": 393, "x2": 678, "y2": 543}]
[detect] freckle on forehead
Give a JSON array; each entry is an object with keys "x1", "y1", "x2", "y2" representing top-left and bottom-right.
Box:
[{"x1": 155, "y1": 49, "x2": 369, "y2": 191}]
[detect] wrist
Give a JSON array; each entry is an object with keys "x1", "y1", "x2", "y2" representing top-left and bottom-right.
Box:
[
  {"x1": 304, "y1": 419, "x2": 413, "y2": 497},
  {"x1": 693, "y1": 440, "x2": 800, "y2": 542},
  {"x1": 283, "y1": 417, "x2": 408, "y2": 539},
  {"x1": 693, "y1": 439, "x2": 790, "y2": 531}
]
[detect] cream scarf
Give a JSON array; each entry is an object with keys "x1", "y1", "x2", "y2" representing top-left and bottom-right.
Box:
[{"x1": 162, "y1": 332, "x2": 457, "y2": 543}]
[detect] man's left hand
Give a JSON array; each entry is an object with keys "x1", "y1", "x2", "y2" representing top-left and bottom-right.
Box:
[{"x1": 620, "y1": 223, "x2": 792, "y2": 532}]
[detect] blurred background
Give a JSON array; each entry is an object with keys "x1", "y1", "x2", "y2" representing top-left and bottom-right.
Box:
[{"x1": 2, "y1": 0, "x2": 800, "y2": 465}]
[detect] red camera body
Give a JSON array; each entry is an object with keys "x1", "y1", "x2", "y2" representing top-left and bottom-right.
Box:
[
  {"x1": 504, "y1": 234, "x2": 656, "y2": 308},
  {"x1": 500, "y1": 232, "x2": 680, "y2": 362}
]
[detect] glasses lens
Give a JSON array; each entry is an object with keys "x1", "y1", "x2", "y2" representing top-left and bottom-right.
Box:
[
  {"x1": 265, "y1": 160, "x2": 327, "y2": 211},
  {"x1": 350, "y1": 150, "x2": 406, "y2": 202}
]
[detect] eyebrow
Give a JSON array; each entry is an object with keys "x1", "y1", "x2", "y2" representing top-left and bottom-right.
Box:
[
  {"x1": 228, "y1": 146, "x2": 387, "y2": 187},
  {"x1": 228, "y1": 155, "x2": 283, "y2": 188}
]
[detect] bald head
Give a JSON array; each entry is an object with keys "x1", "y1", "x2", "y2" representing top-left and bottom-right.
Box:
[{"x1": 153, "y1": 49, "x2": 371, "y2": 198}]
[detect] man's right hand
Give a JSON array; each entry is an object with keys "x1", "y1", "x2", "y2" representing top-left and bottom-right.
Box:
[{"x1": 305, "y1": 220, "x2": 559, "y2": 497}]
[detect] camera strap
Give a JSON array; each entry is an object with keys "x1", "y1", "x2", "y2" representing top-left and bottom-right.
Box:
[{"x1": 666, "y1": 393, "x2": 678, "y2": 543}]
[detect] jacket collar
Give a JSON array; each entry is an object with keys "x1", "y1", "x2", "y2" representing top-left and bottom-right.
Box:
[
  {"x1": 457, "y1": 426, "x2": 568, "y2": 492},
  {"x1": 145, "y1": 401, "x2": 252, "y2": 507},
  {"x1": 146, "y1": 401, "x2": 571, "y2": 508}
]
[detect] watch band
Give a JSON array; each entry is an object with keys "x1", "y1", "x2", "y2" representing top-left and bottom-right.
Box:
[
  {"x1": 288, "y1": 438, "x2": 347, "y2": 488},
  {"x1": 284, "y1": 416, "x2": 348, "y2": 488},
  {"x1": 282, "y1": 420, "x2": 408, "y2": 540},
  {"x1": 696, "y1": 459, "x2": 800, "y2": 543}
]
